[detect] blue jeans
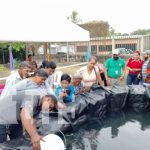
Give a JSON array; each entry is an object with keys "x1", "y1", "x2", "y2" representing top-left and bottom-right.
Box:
[
  {"x1": 0, "y1": 124, "x2": 23, "y2": 143},
  {"x1": 127, "y1": 74, "x2": 140, "y2": 85}
]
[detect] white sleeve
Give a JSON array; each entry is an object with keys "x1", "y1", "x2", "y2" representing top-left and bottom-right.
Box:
[
  {"x1": 77, "y1": 66, "x2": 86, "y2": 76},
  {"x1": 45, "y1": 75, "x2": 53, "y2": 89},
  {"x1": 1, "y1": 76, "x2": 16, "y2": 98},
  {"x1": 94, "y1": 66, "x2": 99, "y2": 73}
]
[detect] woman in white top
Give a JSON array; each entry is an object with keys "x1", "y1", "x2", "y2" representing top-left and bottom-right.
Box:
[{"x1": 77, "y1": 56, "x2": 102, "y2": 88}]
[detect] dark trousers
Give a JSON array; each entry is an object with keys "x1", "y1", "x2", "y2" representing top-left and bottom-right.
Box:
[
  {"x1": 0, "y1": 124, "x2": 23, "y2": 143},
  {"x1": 127, "y1": 74, "x2": 140, "y2": 85}
]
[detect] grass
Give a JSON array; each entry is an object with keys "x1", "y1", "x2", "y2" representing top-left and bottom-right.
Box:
[{"x1": 0, "y1": 63, "x2": 127, "y2": 85}]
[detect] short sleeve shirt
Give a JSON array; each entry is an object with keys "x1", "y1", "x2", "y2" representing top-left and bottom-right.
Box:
[
  {"x1": 77, "y1": 66, "x2": 99, "y2": 87},
  {"x1": 105, "y1": 58, "x2": 125, "y2": 78},
  {"x1": 0, "y1": 79, "x2": 44, "y2": 124},
  {"x1": 126, "y1": 58, "x2": 144, "y2": 75}
]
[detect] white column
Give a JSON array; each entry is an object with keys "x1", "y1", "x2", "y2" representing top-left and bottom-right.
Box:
[
  {"x1": 97, "y1": 44, "x2": 99, "y2": 55},
  {"x1": 112, "y1": 35, "x2": 115, "y2": 51},
  {"x1": 140, "y1": 36, "x2": 144, "y2": 53},
  {"x1": 67, "y1": 42, "x2": 69, "y2": 63}
]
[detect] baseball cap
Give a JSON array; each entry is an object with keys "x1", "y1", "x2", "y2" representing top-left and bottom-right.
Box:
[
  {"x1": 112, "y1": 49, "x2": 119, "y2": 55},
  {"x1": 142, "y1": 50, "x2": 150, "y2": 55}
]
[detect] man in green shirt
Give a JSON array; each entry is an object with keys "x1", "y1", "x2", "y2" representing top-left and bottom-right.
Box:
[{"x1": 105, "y1": 49, "x2": 126, "y2": 86}]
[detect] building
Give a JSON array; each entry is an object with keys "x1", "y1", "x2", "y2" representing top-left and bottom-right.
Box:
[{"x1": 75, "y1": 35, "x2": 150, "y2": 55}]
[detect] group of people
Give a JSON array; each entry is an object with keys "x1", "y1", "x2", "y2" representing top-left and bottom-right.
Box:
[
  {"x1": 0, "y1": 54, "x2": 103, "y2": 150},
  {"x1": 105, "y1": 49, "x2": 150, "y2": 86},
  {"x1": 0, "y1": 50, "x2": 150, "y2": 150}
]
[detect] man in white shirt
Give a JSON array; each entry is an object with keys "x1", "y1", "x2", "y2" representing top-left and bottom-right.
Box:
[
  {"x1": 40, "y1": 61, "x2": 57, "y2": 94},
  {"x1": 1, "y1": 61, "x2": 31, "y2": 98}
]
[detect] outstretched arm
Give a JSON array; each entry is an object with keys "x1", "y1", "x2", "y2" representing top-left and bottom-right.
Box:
[{"x1": 20, "y1": 108, "x2": 44, "y2": 150}]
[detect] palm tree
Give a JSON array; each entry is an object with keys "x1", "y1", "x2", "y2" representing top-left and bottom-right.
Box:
[{"x1": 67, "y1": 11, "x2": 82, "y2": 24}]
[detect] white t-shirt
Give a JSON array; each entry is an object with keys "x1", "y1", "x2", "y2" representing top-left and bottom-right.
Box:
[
  {"x1": 1, "y1": 71, "x2": 22, "y2": 98},
  {"x1": 44, "y1": 74, "x2": 54, "y2": 94}
]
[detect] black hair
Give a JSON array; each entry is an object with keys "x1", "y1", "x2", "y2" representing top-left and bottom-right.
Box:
[
  {"x1": 40, "y1": 60, "x2": 48, "y2": 68},
  {"x1": 40, "y1": 61, "x2": 56, "y2": 69},
  {"x1": 35, "y1": 68, "x2": 48, "y2": 78},
  {"x1": 44, "y1": 94, "x2": 57, "y2": 105},
  {"x1": 61, "y1": 73, "x2": 71, "y2": 83},
  {"x1": 28, "y1": 54, "x2": 33, "y2": 58}
]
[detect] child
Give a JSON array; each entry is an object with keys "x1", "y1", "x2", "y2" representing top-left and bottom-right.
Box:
[
  {"x1": 72, "y1": 73, "x2": 85, "y2": 95},
  {"x1": 55, "y1": 74, "x2": 75, "y2": 103}
]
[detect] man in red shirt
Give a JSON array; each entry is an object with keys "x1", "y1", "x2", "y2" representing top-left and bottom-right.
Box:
[{"x1": 126, "y1": 50, "x2": 144, "y2": 85}]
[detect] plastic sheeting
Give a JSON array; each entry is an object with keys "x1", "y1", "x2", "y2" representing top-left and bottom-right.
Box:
[
  {"x1": 0, "y1": 137, "x2": 31, "y2": 150},
  {"x1": 91, "y1": 85, "x2": 129, "y2": 112},
  {"x1": 127, "y1": 85, "x2": 150, "y2": 111},
  {"x1": 1, "y1": 85, "x2": 150, "y2": 149}
]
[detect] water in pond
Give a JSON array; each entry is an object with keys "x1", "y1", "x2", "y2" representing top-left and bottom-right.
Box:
[{"x1": 65, "y1": 109, "x2": 150, "y2": 150}]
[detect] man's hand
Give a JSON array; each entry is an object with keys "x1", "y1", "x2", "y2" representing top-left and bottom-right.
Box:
[
  {"x1": 59, "y1": 92, "x2": 67, "y2": 98},
  {"x1": 57, "y1": 102, "x2": 66, "y2": 109},
  {"x1": 31, "y1": 133, "x2": 45, "y2": 150},
  {"x1": 137, "y1": 73, "x2": 141, "y2": 79},
  {"x1": 120, "y1": 75, "x2": 124, "y2": 80}
]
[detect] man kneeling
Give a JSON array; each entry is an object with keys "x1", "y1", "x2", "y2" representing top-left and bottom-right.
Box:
[
  {"x1": 21, "y1": 94, "x2": 57, "y2": 150},
  {"x1": 0, "y1": 94, "x2": 57, "y2": 150}
]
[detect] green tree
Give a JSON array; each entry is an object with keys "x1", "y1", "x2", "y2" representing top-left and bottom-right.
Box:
[
  {"x1": 79, "y1": 20, "x2": 110, "y2": 37},
  {"x1": 67, "y1": 11, "x2": 82, "y2": 24},
  {"x1": 12, "y1": 42, "x2": 26, "y2": 52},
  {"x1": 0, "y1": 42, "x2": 25, "y2": 52},
  {"x1": 0, "y1": 42, "x2": 26, "y2": 63},
  {"x1": 122, "y1": 33, "x2": 129, "y2": 36},
  {"x1": 131, "y1": 29, "x2": 150, "y2": 35}
]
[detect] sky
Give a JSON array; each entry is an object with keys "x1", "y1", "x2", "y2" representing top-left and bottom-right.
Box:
[
  {"x1": 51, "y1": 0, "x2": 150, "y2": 34},
  {"x1": 0, "y1": 0, "x2": 150, "y2": 34}
]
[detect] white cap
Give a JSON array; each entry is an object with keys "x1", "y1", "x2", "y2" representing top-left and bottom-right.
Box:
[
  {"x1": 112, "y1": 49, "x2": 119, "y2": 55},
  {"x1": 142, "y1": 50, "x2": 150, "y2": 55},
  {"x1": 40, "y1": 134, "x2": 65, "y2": 150}
]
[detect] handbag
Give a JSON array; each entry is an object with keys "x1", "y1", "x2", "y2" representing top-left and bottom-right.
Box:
[{"x1": 93, "y1": 67, "x2": 101, "y2": 85}]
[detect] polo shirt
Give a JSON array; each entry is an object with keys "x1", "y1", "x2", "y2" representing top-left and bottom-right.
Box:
[
  {"x1": 126, "y1": 58, "x2": 144, "y2": 75},
  {"x1": 105, "y1": 57, "x2": 125, "y2": 78}
]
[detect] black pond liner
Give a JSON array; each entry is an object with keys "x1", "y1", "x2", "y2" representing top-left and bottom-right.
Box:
[
  {"x1": 127, "y1": 85, "x2": 150, "y2": 112},
  {"x1": 1, "y1": 85, "x2": 150, "y2": 149}
]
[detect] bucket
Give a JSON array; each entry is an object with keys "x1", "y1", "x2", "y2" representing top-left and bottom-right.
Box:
[{"x1": 40, "y1": 134, "x2": 65, "y2": 150}]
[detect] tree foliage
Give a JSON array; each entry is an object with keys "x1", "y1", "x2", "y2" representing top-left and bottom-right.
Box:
[
  {"x1": 12, "y1": 42, "x2": 26, "y2": 52},
  {"x1": 0, "y1": 42, "x2": 26, "y2": 63},
  {"x1": 79, "y1": 20, "x2": 110, "y2": 37},
  {"x1": 0, "y1": 42, "x2": 25, "y2": 52},
  {"x1": 109, "y1": 27, "x2": 129, "y2": 36},
  {"x1": 131, "y1": 29, "x2": 150, "y2": 35},
  {"x1": 67, "y1": 11, "x2": 82, "y2": 24}
]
